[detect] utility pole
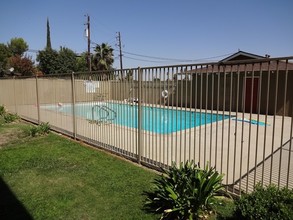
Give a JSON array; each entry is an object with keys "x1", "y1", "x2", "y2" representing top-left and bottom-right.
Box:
[
  {"x1": 116, "y1": 31, "x2": 123, "y2": 78},
  {"x1": 85, "y1": 14, "x2": 91, "y2": 73}
]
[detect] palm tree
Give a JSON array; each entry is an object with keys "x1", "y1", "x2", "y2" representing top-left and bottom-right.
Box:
[{"x1": 92, "y1": 43, "x2": 114, "y2": 72}]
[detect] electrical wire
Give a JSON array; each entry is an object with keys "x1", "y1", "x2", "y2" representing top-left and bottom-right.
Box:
[
  {"x1": 122, "y1": 50, "x2": 234, "y2": 62},
  {"x1": 28, "y1": 46, "x2": 235, "y2": 64},
  {"x1": 123, "y1": 56, "x2": 170, "y2": 63}
]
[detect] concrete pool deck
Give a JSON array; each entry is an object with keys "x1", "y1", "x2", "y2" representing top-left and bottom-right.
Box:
[{"x1": 12, "y1": 102, "x2": 293, "y2": 193}]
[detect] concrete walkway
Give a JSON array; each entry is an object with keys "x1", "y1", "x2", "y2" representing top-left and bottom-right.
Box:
[{"x1": 11, "y1": 103, "x2": 293, "y2": 193}]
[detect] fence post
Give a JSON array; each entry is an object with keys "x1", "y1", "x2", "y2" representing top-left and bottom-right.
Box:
[
  {"x1": 137, "y1": 67, "x2": 143, "y2": 164},
  {"x1": 35, "y1": 75, "x2": 40, "y2": 124},
  {"x1": 71, "y1": 72, "x2": 76, "y2": 139},
  {"x1": 13, "y1": 77, "x2": 18, "y2": 114}
]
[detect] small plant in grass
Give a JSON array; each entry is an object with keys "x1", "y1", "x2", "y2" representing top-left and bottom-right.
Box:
[
  {"x1": 143, "y1": 161, "x2": 224, "y2": 220},
  {"x1": 29, "y1": 122, "x2": 50, "y2": 137},
  {"x1": 3, "y1": 113, "x2": 20, "y2": 123},
  {"x1": 29, "y1": 126, "x2": 39, "y2": 137},
  {"x1": 38, "y1": 122, "x2": 50, "y2": 134},
  {"x1": 234, "y1": 184, "x2": 293, "y2": 220},
  {"x1": 0, "y1": 105, "x2": 6, "y2": 116}
]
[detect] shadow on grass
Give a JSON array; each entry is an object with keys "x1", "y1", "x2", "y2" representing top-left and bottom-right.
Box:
[{"x1": 0, "y1": 177, "x2": 32, "y2": 219}]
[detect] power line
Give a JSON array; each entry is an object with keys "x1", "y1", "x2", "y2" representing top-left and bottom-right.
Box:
[
  {"x1": 123, "y1": 51, "x2": 190, "y2": 62},
  {"x1": 122, "y1": 51, "x2": 234, "y2": 62},
  {"x1": 123, "y1": 56, "x2": 170, "y2": 63}
]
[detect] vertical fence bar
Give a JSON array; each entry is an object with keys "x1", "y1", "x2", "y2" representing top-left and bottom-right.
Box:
[
  {"x1": 193, "y1": 66, "x2": 198, "y2": 162},
  {"x1": 137, "y1": 67, "x2": 142, "y2": 164},
  {"x1": 189, "y1": 66, "x2": 193, "y2": 162},
  {"x1": 151, "y1": 68, "x2": 155, "y2": 165},
  {"x1": 278, "y1": 60, "x2": 288, "y2": 186},
  {"x1": 246, "y1": 64, "x2": 255, "y2": 193},
  {"x1": 254, "y1": 63, "x2": 263, "y2": 187},
  {"x1": 221, "y1": 65, "x2": 226, "y2": 174},
  {"x1": 179, "y1": 66, "x2": 183, "y2": 163},
  {"x1": 262, "y1": 62, "x2": 271, "y2": 185},
  {"x1": 71, "y1": 72, "x2": 76, "y2": 139},
  {"x1": 287, "y1": 102, "x2": 293, "y2": 187},
  {"x1": 270, "y1": 61, "x2": 280, "y2": 184},
  {"x1": 215, "y1": 66, "x2": 220, "y2": 169},
  {"x1": 226, "y1": 67, "x2": 233, "y2": 189},
  {"x1": 174, "y1": 67, "x2": 178, "y2": 163},
  {"x1": 183, "y1": 66, "x2": 189, "y2": 162},
  {"x1": 209, "y1": 65, "x2": 215, "y2": 164},
  {"x1": 159, "y1": 67, "x2": 163, "y2": 166},
  {"x1": 204, "y1": 65, "x2": 208, "y2": 166},
  {"x1": 199, "y1": 66, "x2": 203, "y2": 165},
  {"x1": 239, "y1": 64, "x2": 247, "y2": 194},
  {"x1": 167, "y1": 68, "x2": 171, "y2": 165},
  {"x1": 35, "y1": 75, "x2": 40, "y2": 124},
  {"x1": 13, "y1": 77, "x2": 18, "y2": 114}
]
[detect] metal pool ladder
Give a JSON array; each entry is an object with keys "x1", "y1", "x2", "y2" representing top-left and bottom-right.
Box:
[{"x1": 91, "y1": 104, "x2": 117, "y2": 124}]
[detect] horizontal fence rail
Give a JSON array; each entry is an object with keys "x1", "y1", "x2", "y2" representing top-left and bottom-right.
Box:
[{"x1": 1, "y1": 56, "x2": 293, "y2": 194}]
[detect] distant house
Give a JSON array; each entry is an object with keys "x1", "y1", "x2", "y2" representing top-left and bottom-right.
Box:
[{"x1": 177, "y1": 51, "x2": 293, "y2": 116}]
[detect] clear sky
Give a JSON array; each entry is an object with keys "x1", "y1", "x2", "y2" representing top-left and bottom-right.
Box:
[{"x1": 1, "y1": 0, "x2": 292, "y2": 68}]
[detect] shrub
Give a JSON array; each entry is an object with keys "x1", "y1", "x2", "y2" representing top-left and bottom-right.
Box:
[
  {"x1": 3, "y1": 113, "x2": 19, "y2": 123},
  {"x1": 28, "y1": 122, "x2": 50, "y2": 137},
  {"x1": 143, "y1": 161, "x2": 224, "y2": 220},
  {"x1": 234, "y1": 184, "x2": 293, "y2": 220},
  {"x1": 29, "y1": 126, "x2": 39, "y2": 137},
  {"x1": 0, "y1": 105, "x2": 6, "y2": 116},
  {"x1": 38, "y1": 122, "x2": 50, "y2": 135}
]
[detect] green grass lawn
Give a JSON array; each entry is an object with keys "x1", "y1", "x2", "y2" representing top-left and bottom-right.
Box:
[
  {"x1": 0, "y1": 121, "x2": 159, "y2": 219},
  {"x1": 0, "y1": 120, "x2": 235, "y2": 219}
]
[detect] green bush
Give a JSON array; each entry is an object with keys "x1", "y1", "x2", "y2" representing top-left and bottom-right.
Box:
[
  {"x1": 143, "y1": 161, "x2": 224, "y2": 220},
  {"x1": 38, "y1": 122, "x2": 50, "y2": 134},
  {"x1": 3, "y1": 113, "x2": 19, "y2": 123},
  {"x1": 234, "y1": 184, "x2": 293, "y2": 220},
  {"x1": 29, "y1": 126, "x2": 39, "y2": 137},
  {"x1": 28, "y1": 122, "x2": 50, "y2": 137},
  {"x1": 0, "y1": 105, "x2": 6, "y2": 116}
]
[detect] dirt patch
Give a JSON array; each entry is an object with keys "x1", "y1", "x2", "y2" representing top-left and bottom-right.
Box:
[{"x1": 0, "y1": 127, "x2": 26, "y2": 147}]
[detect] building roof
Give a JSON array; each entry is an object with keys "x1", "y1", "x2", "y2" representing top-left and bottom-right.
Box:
[
  {"x1": 219, "y1": 50, "x2": 266, "y2": 62},
  {"x1": 184, "y1": 51, "x2": 293, "y2": 74}
]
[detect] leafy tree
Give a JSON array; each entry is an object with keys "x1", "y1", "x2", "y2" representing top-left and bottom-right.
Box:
[
  {"x1": 8, "y1": 55, "x2": 35, "y2": 76},
  {"x1": 0, "y1": 43, "x2": 11, "y2": 74},
  {"x1": 76, "y1": 52, "x2": 88, "y2": 72},
  {"x1": 37, "y1": 48, "x2": 59, "y2": 74},
  {"x1": 92, "y1": 43, "x2": 114, "y2": 71},
  {"x1": 57, "y1": 46, "x2": 77, "y2": 73},
  {"x1": 37, "y1": 47, "x2": 78, "y2": 74},
  {"x1": 1, "y1": 38, "x2": 30, "y2": 76},
  {"x1": 8, "y1": 37, "x2": 28, "y2": 56}
]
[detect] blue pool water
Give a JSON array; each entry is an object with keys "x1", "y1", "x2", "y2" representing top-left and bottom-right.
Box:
[{"x1": 44, "y1": 102, "x2": 229, "y2": 134}]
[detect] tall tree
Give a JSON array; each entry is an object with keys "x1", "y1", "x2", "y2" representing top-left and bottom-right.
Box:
[
  {"x1": 92, "y1": 43, "x2": 114, "y2": 71},
  {"x1": 46, "y1": 18, "x2": 52, "y2": 50},
  {"x1": 7, "y1": 38, "x2": 28, "y2": 56}
]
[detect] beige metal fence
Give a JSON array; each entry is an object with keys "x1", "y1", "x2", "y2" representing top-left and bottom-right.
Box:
[{"x1": 1, "y1": 56, "x2": 292, "y2": 194}]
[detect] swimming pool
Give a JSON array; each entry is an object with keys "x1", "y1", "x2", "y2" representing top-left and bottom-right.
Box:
[{"x1": 44, "y1": 102, "x2": 229, "y2": 134}]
